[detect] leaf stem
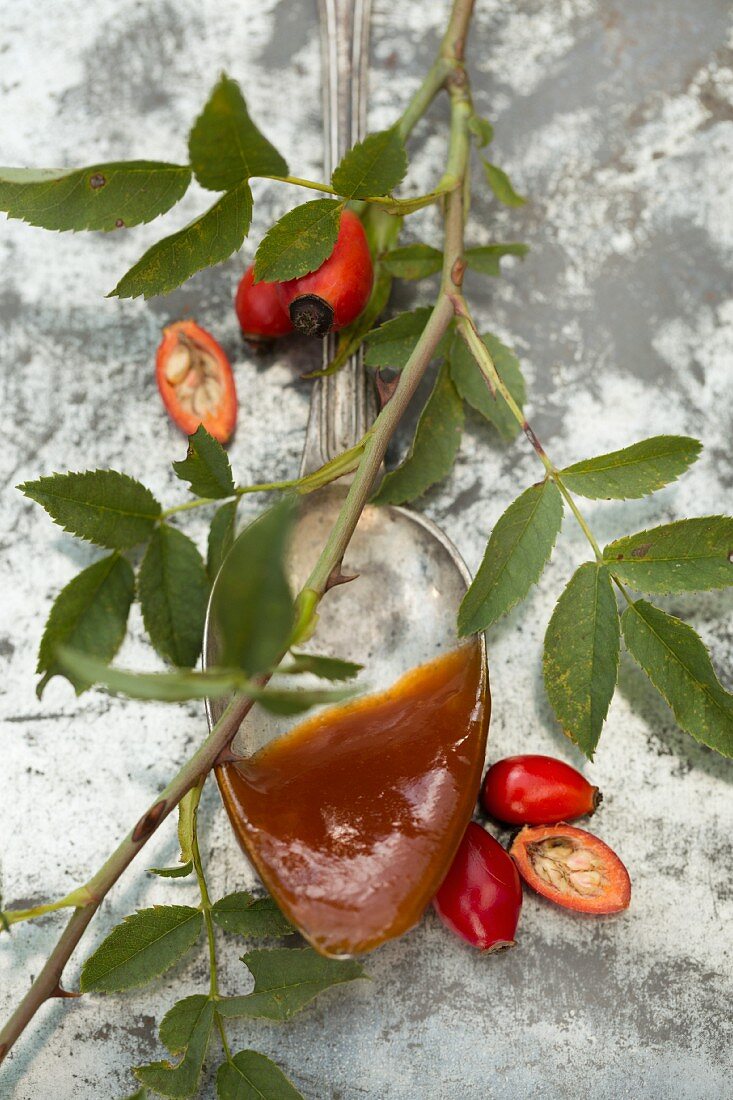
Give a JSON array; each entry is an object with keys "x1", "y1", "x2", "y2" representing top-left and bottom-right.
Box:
[
  {"x1": 264, "y1": 173, "x2": 449, "y2": 212},
  {"x1": 553, "y1": 477, "x2": 603, "y2": 562},
  {"x1": 187, "y1": 780, "x2": 233, "y2": 1061},
  {"x1": 454, "y1": 306, "x2": 607, "y2": 563},
  {"x1": 1, "y1": 886, "x2": 95, "y2": 928},
  {"x1": 159, "y1": 440, "x2": 370, "y2": 520}
]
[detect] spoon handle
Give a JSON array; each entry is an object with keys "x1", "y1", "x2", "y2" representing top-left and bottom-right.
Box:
[{"x1": 299, "y1": 0, "x2": 376, "y2": 476}]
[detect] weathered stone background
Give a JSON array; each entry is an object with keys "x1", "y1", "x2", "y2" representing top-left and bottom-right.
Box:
[{"x1": 1, "y1": 0, "x2": 732, "y2": 1096}]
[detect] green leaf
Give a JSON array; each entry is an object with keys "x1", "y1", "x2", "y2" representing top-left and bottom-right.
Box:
[
  {"x1": 449, "y1": 331, "x2": 526, "y2": 442},
  {"x1": 80, "y1": 906, "x2": 203, "y2": 993},
  {"x1": 207, "y1": 501, "x2": 238, "y2": 580},
  {"x1": 458, "y1": 480, "x2": 564, "y2": 635},
  {"x1": 464, "y1": 243, "x2": 529, "y2": 277},
  {"x1": 212, "y1": 893, "x2": 295, "y2": 938},
  {"x1": 363, "y1": 307, "x2": 433, "y2": 370},
  {"x1": 372, "y1": 363, "x2": 463, "y2": 505},
  {"x1": 560, "y1": 436, "x2": 702, "y2": 500},
  {"x1": 159, "y1": 995, "x2": 211, "y2": 1055},
  {"x1": 173, "y1": 425, "x2": 235, "y2": 499},
  {"x1": 483, "y1": 161, "x2": 526, "y2": 206},
  {"x1": 0, "y1": 162, "x2": 190, "y2": 232},
  {"x1": 218, "y1": 948, "x2": 367, "y2": 1022},
  {"x1": 177, "y1": 786, "x2": 200, "y2": 867},
  {"x1": 209, "y1": 498, "x2": 296, "y2": 677},
  {"x1": 254, "y1": 686, "x2": 356, "y2": 716},
  {"x1": 621, "y1": 600, "x2": 733, "y2": 757},
  {"x1": 138, "y1": 525, "x2": 209, "y2": 667},
  {"x1": 18, "y1": 470, "x2": 161, "y2": 549},
  {"x1": 122, "y1": 1089, "x2": 149, "y2": 1100},
  {"x1": 36, "y1": 553, "x2": 134, "y2": 697},
  {"x1": 468, "y1": 115, "x2": 494, "y2": 147},
  {"x1": 604, "y1": 516, "x2": 733, "y2": 594},
  {"x1": 148, "y1": 861, "x2": 194, "y2": 879},
  {"x1": 331, "y1": 128, "x2": 407, "y2": 199},
  {"x1": 217, "y1": 1051, "x2": 304, "y2": 1100},
  {"x1": 381, "y1": 243, "x2": 443, "y2": 280},
  {"x1": 253, "y1": 198, "x2": 342, "y2": 283},
  {"x1": 55, "y1": 650, "x2": 247, "y2": 701},
  {"x1": 543, "y1": 563, "x2": 620, "y2": 759},
  {"x1": 188, "y1": 74, "x2": 287, "y2": 191},
  {"x1": 284, "y1": 652, "x2": 363, "y2": 681},
  {"x1": 111, "y1": 180, "x2": 252, "y2": 300},
  {"x1": 135, "y1": 998, "x2": 214, "y2": 1099}
]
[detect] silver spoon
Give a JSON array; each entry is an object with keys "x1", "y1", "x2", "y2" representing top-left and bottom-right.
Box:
[{"x1": 204, "y1": 0, "x2": 489, "y2": 941}]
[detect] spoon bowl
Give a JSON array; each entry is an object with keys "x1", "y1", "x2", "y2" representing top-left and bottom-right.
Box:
[{"x1": 205, "y1": 484, "x2": 487, "y2": 754}]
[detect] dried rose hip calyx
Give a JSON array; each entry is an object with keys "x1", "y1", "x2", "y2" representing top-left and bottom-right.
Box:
[
  {"x1": 509, "y1": 824, "x2": 631, "y2": 915},
  {"x1": 156, "y1": 320, "x2": 237, "y2": 443}
]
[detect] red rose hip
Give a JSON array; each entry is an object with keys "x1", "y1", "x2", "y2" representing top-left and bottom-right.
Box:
[
  {"x1": 277, "y1": 209, "x2": 373, "y2": 337},
  {"x1": 509, "y1": 824, "x2": 631, "y2": 915},
  {"x1": 235, "y1": 264, "x2": 293, "y2": 346},
  {"x1": 433, "y1": 822, "x2": 522, "y2": 951},
  {"x1": 481, "y1": 754, "x2": 601, "y2": 826},
  {"x1": 155, "y1": 320, "x2": 236, "y2": 443}
]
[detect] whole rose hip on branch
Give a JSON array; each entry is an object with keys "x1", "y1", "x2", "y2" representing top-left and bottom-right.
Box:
[
  {"x1": 235, "y1": 264, "x2": 293, "y2": 347},
  {"x1": 277, "y1": 208, "x2": 374, "y2": 337}
]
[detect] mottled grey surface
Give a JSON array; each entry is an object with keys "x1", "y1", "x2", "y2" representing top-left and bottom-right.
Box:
[{"x1": 1, "y1": 1, "x2": 732, "y2": 1097}]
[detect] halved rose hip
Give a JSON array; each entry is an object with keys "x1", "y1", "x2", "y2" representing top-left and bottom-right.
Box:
[
  {"x1": 509, "y1": 824, "x2": 631, "y2": 915},
  {"x1": 156, "y1": 320, "x2": 237, "y2": 443}
]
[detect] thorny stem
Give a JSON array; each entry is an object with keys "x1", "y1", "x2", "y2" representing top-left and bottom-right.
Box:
[{"x1": 0, "y1": 0, "x2": 478, "y2": 1067}]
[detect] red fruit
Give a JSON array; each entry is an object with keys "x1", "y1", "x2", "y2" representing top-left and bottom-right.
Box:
[
  {"x1": 481, "y1": 754, "x2": 601, "y2": 826},
  {"x1": 277, "y1": 209, "x2": 373, "y2": 337},
  {"x1": 433, "y1": 822, "x2": 522, "y2": 951},
  {"x1": 509, "y1": 824, "x2": 631, "y2": 915},
  {"x1": 235, "y1": 264, "x2": 293, "y2": 345},
  {"x1": 156, "y1": 320, "x2": 236, "y2": 444}
]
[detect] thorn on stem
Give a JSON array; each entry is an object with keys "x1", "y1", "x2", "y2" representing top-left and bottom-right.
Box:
[
  {"x1": 215, "y1": 746, "x2": 243, "y2": 767},
  {"x1": 375, "y1": 371, "x2": 399, "y2": 409},
  {"x1": 132, "y1": 800, "x2": 167, "y2": 844},
  {"x1": 325, "y1": 562, "x2": 359, "y2": 591},
  {"x1": 49, "y1": 982, "x2": 80, "y2": 1000},
  {"x1": 451, "y1": 258, "x2": 466, "y2": 287}
]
